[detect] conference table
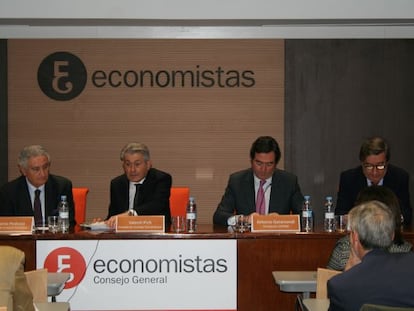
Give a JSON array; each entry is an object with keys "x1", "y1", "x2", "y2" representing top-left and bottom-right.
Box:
[{"x1": 1, "y1": 224, "x2": 414, "y2": 311}]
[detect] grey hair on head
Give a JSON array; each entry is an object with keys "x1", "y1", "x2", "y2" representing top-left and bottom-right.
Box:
[
  {"x1": 18, "y1": 145, "x2": 50, "y2": 169},
  {"x1": 120, "y1": 142, "x2": 150, "y2": 162}
]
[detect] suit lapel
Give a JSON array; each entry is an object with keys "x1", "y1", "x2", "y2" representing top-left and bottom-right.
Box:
[
  {"x1": 269, "y1": 171, "x2": 281, "y2": 209},
  {"x1": 243, "y1": 171, "x2": 255, "y2": 210},
  {"x1": 45, "y1": 177, "x2": 58, "y2": 216},
  {"x1": 139, "y1": 169, "x2": 154, "y2": 204},
  {"x1": 17, "y1": 177, "x2": 33, "y2": 215}
]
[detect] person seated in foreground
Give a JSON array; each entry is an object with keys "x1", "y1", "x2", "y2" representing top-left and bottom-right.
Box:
[
  {"x1": 327, "y1": 200, "x2": 414, "y2": 311},
  {"x1": 327, "y1": 185, "x2": 412, "y2": 271},
  {"x1": 104, "y1": 142, "x2": 172, "y2": 228},
  {"x1": 213, "y1": 136, "x2": 304, "y2": 226},
  {"x1": 336, "y1": 136, "x2": 411, "y2": 224},
  {"x1": 0, "y1": 246, "x2": 35, "y2": 311}
]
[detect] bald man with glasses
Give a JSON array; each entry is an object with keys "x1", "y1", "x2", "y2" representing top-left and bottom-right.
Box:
[{"x1": 336, "y1": 136, "x2": 412, "y2": 224}]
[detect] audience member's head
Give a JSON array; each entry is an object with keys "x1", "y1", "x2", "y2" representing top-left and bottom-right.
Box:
[
  {"x1": 348, "y1": 200, "x2": 395, "y2": 251},
  {"x1": 355, "y1": 185, "x2": 403, "y2": 245}
]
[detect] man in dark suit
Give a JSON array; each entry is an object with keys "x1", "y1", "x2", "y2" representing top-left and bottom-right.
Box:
[
  {"x1": 328, "y1": 200, "x2": 414, "y2": 311},
  {"x1": 213, "y1": 136, "x2": 304, "y2": 226},
  {"x1": 336, "y1": 136, "x2": 412, "y2": 224},
  {"x1": 0, "y1": 145, "x2": 75, "y2": 227},
  {"x1": 105, "y1": 142, "x2": 172, "y2": 227}
]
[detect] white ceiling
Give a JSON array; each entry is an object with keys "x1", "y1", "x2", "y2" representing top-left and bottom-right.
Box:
[{"x1": 1, "y1": 0, "x2": 414, "y2": 38}]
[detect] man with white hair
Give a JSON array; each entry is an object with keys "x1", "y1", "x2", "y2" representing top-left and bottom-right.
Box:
[{"x1": 328, "y1": 200, "x2": 414, "y2": 310}]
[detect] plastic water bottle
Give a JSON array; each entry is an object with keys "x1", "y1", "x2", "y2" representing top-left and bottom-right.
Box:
[
  {"x1": 324, "y1": 196, "x2": 335, "y2": 232},
  {"x1": 301, "y1": 195, "x2": 313, "y2": 232},
  {"x1": 58, "y1": 195, "x2": 69, "y2": 233},
  {"x1": 186, "y1": 196, "x2": 197, "y2": 233}
]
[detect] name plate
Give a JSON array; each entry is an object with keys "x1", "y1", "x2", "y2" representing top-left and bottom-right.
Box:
[
  {"x1": 251, "y1": 214, "x2": 300, "y2": 232},
  {"x1": 115, "y1": 215, "x2": 165, "y2": 233},
  {"x1": 0, "y1": 216, "x2": 33, "y2": 234}
]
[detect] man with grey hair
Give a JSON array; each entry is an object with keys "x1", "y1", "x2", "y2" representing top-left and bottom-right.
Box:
[
  {"x1": 0, "y1": 145, "x2": 75, "y2": 227},
  {"x1": 328, "y1": 201, "x2": 414, "y2": 310},
  {"x1": 105, "y1": 142, "x2": 172, "y2": 228}
]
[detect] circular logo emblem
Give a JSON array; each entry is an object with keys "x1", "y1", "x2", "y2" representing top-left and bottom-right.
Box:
[
  {"x1": 37, "y1": 52, "x2": 87, "y2": 101},
  {"x1": 44, "y1": 247, "x2": 87, "y2": 289}
]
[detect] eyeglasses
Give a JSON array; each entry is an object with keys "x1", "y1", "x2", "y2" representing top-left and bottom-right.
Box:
[{"x1": 362, "y1": 163, "x2": 387, "y2": 171}]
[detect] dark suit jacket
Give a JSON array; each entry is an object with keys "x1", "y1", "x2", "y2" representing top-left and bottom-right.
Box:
[
  {"x1": 213, "y1": 168, "x2": 304, "y2": 225},
  {"x1": 106, "y1": 168, "x2": 172, "y2": 226},
  {"x1": 336, "y1": 164, "x2": 412, "y2": 224},
  {"x1": 0, "y1": 174, "x2": 75, "y2": 226},
  {"x1": 328, "y1": 249, "x2": 414, "y2": 311}
]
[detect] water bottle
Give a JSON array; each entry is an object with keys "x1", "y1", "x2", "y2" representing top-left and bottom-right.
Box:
[
  {"x1": 186, "y1": 196, "x2": 197, "y2": 233},
  {"x1": 58, "y1": 195, "x2": 69, "y2": 233},
  {"x1": 324, "y1": 196, "x2": 335, "y2": 232},
  {"x1": 301, "y1": 195, "x2": 313, "y2": 232}
]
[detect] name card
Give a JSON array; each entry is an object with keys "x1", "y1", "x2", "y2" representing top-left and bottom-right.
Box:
[
  {"x1": 251, "y1": 214, "x2": 300, "y2": 233},
  {"x1": 115, "y1": 215, "x2": 165, "y2": 233},
  {"x1": 0, "y1": 216, "x2": 33, "y2": 234}
]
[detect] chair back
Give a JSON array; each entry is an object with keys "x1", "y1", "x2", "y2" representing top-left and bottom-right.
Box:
[
  {"x1": 170, "y1": 187, "x2": 190, "y2": 217},
  {"x1": 360, "y1": 304, "x2": 414, "y2": 311},
  {"x1": 316, "y1": 268, "x2": 341, "y2": 299},
  {"x1": 0, "y1": 246, "x2": 35, "y2": 311},
  {"x1": 72, "y1": 187, "x2": 89, "y2": 225},
  {"x1": 24, "y1": 268, "x2": 48, "y2": 303}
]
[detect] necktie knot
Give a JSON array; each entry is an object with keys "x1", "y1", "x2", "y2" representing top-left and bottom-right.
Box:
[
  {"x1": 260, "y1": 179, "x2": 266, "y2": 187},
  {"x1": 35, "y1": 189, "x2": 41, "y2": 197}
]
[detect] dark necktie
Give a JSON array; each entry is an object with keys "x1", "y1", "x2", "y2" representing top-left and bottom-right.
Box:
[
  {"x1": 256, "y1": 180, "x2": 266, "y2": 215},
  {"x1": 133, "y1": 184, "x2": 141, "y2": 210},
  {"x1": 34, "y1": 189, "x2": 43, "y2": 226}
]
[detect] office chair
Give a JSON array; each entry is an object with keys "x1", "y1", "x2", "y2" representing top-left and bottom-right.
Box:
[
  {"x1": 72, "y1": 187, "x2": 89, "y2": 225},
  {"x1": 316, "y1": 268, "x2": 341, "y2": 299},
  {"x1": 169, "y1": 187, "x2": 190, "y2": 217}
]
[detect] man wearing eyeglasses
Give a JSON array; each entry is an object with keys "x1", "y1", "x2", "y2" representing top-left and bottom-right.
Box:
[
  {"x1": 336, "y1": 136, "x2": 412, "y2": 224},
  {"x1": 213, "y1": 136, "x2": 304, "y2": 226}
]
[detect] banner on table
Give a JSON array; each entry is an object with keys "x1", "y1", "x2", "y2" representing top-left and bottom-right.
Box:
[{"x1": 37, "y1": 239, "x2": 237, "y2": 311}]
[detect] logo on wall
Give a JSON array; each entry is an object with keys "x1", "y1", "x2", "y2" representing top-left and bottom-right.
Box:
[
  {"x1": 43, "y1": 247, "x2": 87, "y2": 289},
  {"x1": 37, "y1": 52, "x2": 87, "y2": 101}
]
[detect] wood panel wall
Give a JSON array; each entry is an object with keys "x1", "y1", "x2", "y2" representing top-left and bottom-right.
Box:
[{"x1": 6, "y1": 39, "x2": 284, "y2": 223}]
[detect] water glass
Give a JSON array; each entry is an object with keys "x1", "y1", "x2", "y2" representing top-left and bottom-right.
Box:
[
  {"x1": 171, "y1": 216, "x2": 186, "y2": 233},
  {"x1": 335, "y1": 215, "x2": 348, "y2": 232},
  {"x1": 48, "y1": 216, "x2": 60, "y2": 233}
]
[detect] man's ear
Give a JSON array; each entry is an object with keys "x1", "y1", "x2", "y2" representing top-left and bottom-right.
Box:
[
  {"x1": 18, "y1": 165, "x2": 26, "y2": 176},
  {"x1": 350, "y1": 230, "x2": 359, "y2": 246}
]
